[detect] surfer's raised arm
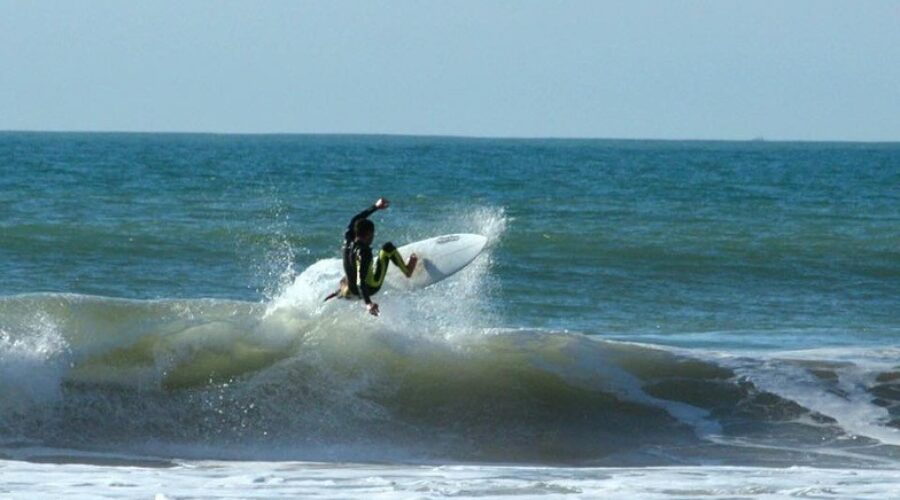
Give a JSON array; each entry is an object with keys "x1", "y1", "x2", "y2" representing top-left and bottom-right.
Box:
[{"x1": 344, "y1": 198, "x2": 389, "y2": 243}]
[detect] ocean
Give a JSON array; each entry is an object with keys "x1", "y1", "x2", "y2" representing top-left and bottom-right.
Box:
[{"x1": 1, "y1": 132, "x2": 898, "y2": 498}]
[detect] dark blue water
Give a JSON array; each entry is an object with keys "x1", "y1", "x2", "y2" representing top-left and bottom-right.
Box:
[
  {"x1": 2, "y1": 132, "x2": 897, "y2": 345},
  {"x1": 1, "y1": 132, "x2": 899, "y2": 467}
]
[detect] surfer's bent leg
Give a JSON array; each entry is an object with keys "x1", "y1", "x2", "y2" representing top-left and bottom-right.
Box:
[
  {"x1": 329, "y1": 242, "x2": 415, "y2": 302},
  {"x1": 363, "y1": 242, "x2": 410, "y2": 294},
  {"x1": 381, "y1": 242, "x2": 410, "y2": 275}
]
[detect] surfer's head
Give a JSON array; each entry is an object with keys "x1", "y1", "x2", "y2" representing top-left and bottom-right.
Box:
[{"x1": 354, "y1": 219, "x2": 375, "y2": 244}]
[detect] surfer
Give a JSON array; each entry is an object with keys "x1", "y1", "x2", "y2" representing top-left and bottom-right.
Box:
[{"x1": 324, "y1": 198, "x2": 417, "y2": 316}]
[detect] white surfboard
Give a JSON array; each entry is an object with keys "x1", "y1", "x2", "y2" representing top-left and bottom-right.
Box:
[{"x1": 383, "y1": 233, "x2": 488, "y2": 290}]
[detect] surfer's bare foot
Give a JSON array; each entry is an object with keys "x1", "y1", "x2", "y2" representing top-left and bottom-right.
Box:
[{"x1": 404, "y1": 254, "x2": 418, "y2": 277}]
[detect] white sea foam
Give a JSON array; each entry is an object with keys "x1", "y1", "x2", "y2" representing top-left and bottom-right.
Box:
[
  {"x1": 2, "y1": 458, "x2": 899, "y2": 499},
  {"x1": 700, "y1": 347, "x2": 900, "y2": 447},
  {"x1": 0, "y1": 313, "x2": 68, "y2": 416}
]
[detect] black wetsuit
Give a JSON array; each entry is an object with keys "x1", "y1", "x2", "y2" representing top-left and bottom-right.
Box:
[
  {"x1": 342, "y1": 205, "x2": 378, "y2": 301},
  {"x1": 340, "y1": 206, "x2": 408, "y2": 304}
]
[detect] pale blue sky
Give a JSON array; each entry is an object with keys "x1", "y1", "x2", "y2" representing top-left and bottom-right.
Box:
[{"x1": 1, "y1": 0, "x2": 898, "y2": 140}]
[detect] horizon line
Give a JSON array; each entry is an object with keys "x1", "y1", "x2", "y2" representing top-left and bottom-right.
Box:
[{"x1": 1, "y1": 128, "x2": 898, "y2": 145}]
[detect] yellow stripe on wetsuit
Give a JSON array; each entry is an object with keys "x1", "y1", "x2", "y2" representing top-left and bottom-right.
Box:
[{"x1": 360, "y1": 246, "x2": 408, "y2": 290}]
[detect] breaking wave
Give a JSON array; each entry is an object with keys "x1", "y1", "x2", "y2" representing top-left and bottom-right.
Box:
[{"x1": 2, "y1": 207, "x2": 899, "y2": 467}]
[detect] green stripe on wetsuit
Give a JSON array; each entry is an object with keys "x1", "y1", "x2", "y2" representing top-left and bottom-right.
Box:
[{"x1": 359, "y1": 244, "x2": 409, "y2": 293}]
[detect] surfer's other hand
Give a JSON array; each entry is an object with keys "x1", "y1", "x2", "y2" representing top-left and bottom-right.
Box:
[
  {"x1": 375, "y1": 198, "x2": 390, "y2": 210},
  {"x1": 367, "y1": 302, "x2": 380, "y2": 316}
]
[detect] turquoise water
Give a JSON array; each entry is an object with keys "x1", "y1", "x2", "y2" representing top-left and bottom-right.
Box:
[
  {"x1": 3, "y1": 133, "x2": 896, "y2": 344},
  {"x1": 1, "y1": 132, "x2": 899, "y2": 468}
]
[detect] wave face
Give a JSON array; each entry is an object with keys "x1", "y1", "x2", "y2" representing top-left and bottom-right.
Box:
[{"x1": 3, "y1": 288, "x2": 900, "y2": 466}]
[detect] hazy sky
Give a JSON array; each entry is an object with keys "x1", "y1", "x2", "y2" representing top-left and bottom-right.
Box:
[{"x1": 1, "y1": 0, "x2": 898, "y2": 140}]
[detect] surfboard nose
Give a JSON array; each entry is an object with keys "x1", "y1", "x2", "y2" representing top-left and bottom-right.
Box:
[{"x1": 388, "y1": 234, "x2": 488, "y2": 290}]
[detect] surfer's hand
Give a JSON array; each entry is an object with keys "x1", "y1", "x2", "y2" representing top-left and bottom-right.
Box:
[
  {"x1": 375, "y1": 198, "x2": 390, "y2": 210},
  {"x1": 367, "y1": 302, "x2": 380, "y2": 316}
]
